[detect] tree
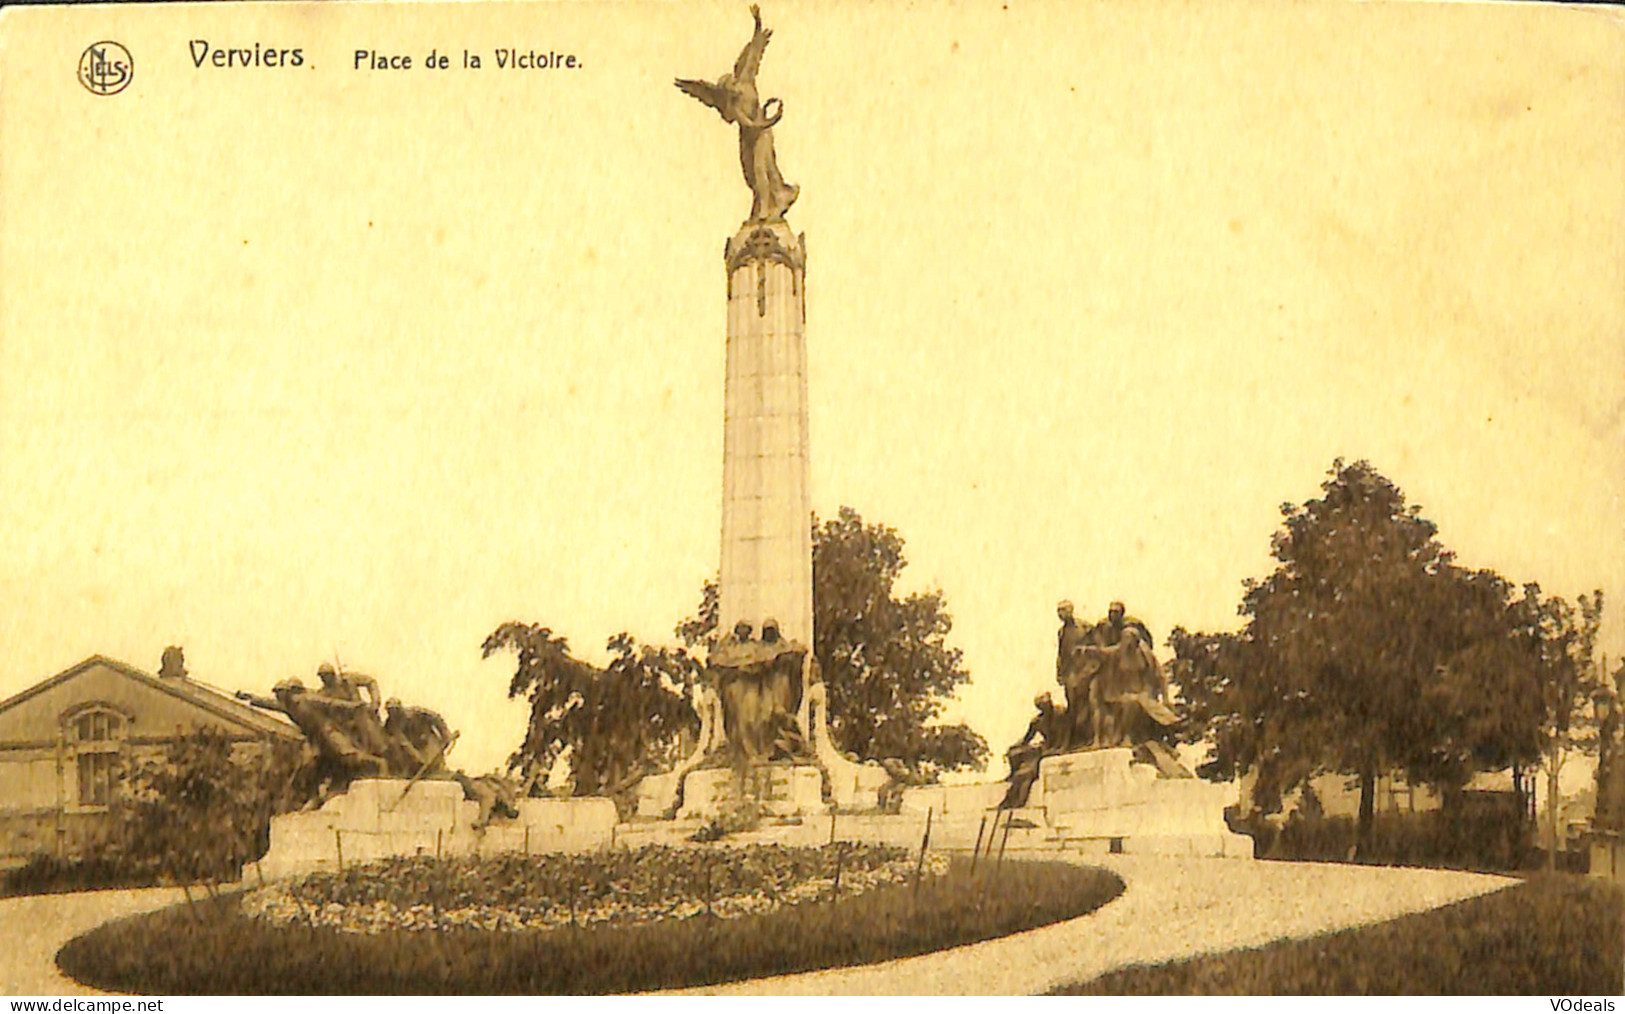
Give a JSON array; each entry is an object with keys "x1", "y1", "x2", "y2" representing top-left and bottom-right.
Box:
[
  {"x1": 482, "y1": 623, "x2": 701, "y2": 812},
  {"x1": 1411, "y1": 569, "x2": 1544, "y2": 798},
  {"x1": 1593, "y1": 657, "x2": 1625, "y2": 832},
  {"x1": 1169, "y1": 460, "x2": 1543, "y2": 857},
  {"x1": 1521, "y1": 586, "x2": 1605, "y2": 868},
  {"x1": 491, "y1": 508, "x2": 986, "y2": 799},
  {"x1": 1251, "y1": 460, "x2": 1463, "y2": 854},
  {"x1": 680, "y1": 507, "x2": 988, "y2": 780}
]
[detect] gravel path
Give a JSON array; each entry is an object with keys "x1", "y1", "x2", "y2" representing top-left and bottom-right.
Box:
[
  {"x1": 661, "y1": 854, "x2": 1517, "y2": 995},
  {"x1": 1, "y1": 887, "x2": 189, "y2": 995}
]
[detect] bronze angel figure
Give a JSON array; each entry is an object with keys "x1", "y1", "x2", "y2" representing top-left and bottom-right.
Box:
[{"x1": 676, "y1": 5, "x2": 799, "y2": 222}]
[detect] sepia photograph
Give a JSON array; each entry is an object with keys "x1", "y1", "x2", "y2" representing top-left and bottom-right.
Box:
[{"x1": 0, "y1": 0, "x2": 1622, "y2": 996}]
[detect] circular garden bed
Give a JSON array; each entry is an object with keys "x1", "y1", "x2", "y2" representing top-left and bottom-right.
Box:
[{"x1": 58, "y1": 844, "x2": 1124, "y2": 994}]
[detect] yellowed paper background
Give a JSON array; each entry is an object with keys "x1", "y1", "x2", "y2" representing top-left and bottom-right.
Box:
[{"x1": 2, "y1": 0, "x2": 1622, "y2": 773}]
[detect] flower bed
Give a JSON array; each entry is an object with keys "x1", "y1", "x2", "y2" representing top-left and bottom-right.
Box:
[
  {"x1": 59, "y1": 855, "x2": 1124, "y2": 994},
  {"x1": 242, "y1": 844, "x2": 948, "y2": 934}
]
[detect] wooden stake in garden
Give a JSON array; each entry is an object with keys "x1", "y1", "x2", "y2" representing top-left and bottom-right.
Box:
[
  {"x1": 970, "y1": 813, "x2": 989, "y2": 874},
  {"x1": 179, "y1": 880, "x2": 199, "y2": 922},
  {"x1": 914, "y1": 806, "x2": 934, "y2": 898},
  {"x1": 831, "y1": 842, "x2": 845, "y2": 901},
  {"x1": 334, "y1": 829, "x2": 344, "y2": 873},
  {"x1": 828, "y1": 807, "x2": 838, "y2": 845},
  {"x1": 996, "y1": 809, "x2": 1015, "y2": 870}
]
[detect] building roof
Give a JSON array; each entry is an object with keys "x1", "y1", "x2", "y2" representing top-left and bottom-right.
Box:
[{"x1": 0, "y1": 655, "x2": 302, "y2": 742}]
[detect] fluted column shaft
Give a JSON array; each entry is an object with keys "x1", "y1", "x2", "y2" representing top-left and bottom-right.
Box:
[{"x1": 718, "y1": 220, "x2": 811, "y2": 646}]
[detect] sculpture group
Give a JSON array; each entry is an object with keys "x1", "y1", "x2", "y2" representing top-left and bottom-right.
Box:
[
  {"x1": 238, "y1": 663, "x2": 525, "y2": 824},
  {"x1": 706, "y1": 619, "x2": 811, "y2": 765},
  {"x1": 1001, "y1": 601, "x2": 1182, "y2": 808},
  {"x1": 1056, "y1": 600, "x2": 1177, "y2": 750}
]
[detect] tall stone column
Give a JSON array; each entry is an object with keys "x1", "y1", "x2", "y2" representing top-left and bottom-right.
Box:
[{"x1": 719, "y1": 220, "x2": 812, "y2": 646}]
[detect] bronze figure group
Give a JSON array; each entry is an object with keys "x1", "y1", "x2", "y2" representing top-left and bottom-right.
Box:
[
  {"x1": 1001, "y1": 601, "x2": 1182, "y2": 808},
  {"x1": 707, "y1": 618, "x2": 811, "y2": 766},
  {"x1": 238, "y1": 663, "x2": 457, "y2": 808}
]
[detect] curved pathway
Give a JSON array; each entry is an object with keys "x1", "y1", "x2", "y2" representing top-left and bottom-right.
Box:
[
  {"x1": 0, "y1": 887, "x2": 188, "y2": 995},
  {"x1": 662, "y1": 854, "x2": 1516, "y2": 995},
  {"x1": 13, "y1": 859, "x2": 1513, "y2": 995}
]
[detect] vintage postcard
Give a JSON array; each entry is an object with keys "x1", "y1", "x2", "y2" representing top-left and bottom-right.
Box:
[{"x1": 0, "y1": 0, "x2": 1622, "y2": 997}]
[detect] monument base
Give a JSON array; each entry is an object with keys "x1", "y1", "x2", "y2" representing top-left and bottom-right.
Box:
[
  {"x1": 257, "y1": 778, "x2": 618, "y2": 879},
  {"x1": 1033, "y1": 748, "x2": 1250, "y2": 856},
  {"x1": 634, "y1": 680, "x2": 891, "y2": 818},
  {"x1": 673, "y1": 763, "x2": 826, "y2": 820},
  {"x1": 896, "y1": 748, "x2": 1252, "y2": 858}
]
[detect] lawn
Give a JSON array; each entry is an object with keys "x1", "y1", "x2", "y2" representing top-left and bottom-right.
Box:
[
  {"x1": 1054, "y1": 872, "x2": 1623, "y2": 995},
  {"x1": 57, "y1": 852, "x2": 1123, "y2": 994}
]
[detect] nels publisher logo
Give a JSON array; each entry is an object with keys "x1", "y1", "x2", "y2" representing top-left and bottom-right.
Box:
[{"x1": 78, "y1": 41, "x2": 133, "y2": 96}]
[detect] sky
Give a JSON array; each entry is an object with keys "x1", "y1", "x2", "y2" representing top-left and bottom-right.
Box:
[{"x1": 1, "y1": 0, "x2": 1622, "y2": 777}]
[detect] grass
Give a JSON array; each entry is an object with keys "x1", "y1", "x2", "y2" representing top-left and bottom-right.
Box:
[
  {"x1": 1053, "y1": 873, "x2": 1624, "y2": 995},
  {"x1": 57, "y1": 855, "x2": 1123, "y2": 994}
]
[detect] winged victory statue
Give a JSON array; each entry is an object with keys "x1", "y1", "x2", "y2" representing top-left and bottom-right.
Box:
[{"x1": 676, "y1": 5, "x2": 800, "y2": 223}]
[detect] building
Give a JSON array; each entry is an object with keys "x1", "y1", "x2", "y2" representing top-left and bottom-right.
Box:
[{"x1": 0, "y1": 653, "x2": 302, "y2": 860}]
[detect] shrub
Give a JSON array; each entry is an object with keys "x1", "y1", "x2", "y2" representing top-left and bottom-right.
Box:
[
  {"x1": 4, "y1": 730, "x2": 305, "y2": 898},
  {"x1": 1263, "y1": 806, "x2": 1533, "y2": 871},
  {"x1": 2, "y1": 851, "x2": 161, "y2": 898}
]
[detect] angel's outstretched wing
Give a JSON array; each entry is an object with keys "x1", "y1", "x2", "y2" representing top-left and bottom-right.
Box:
[
  {"x1": 733, "y1": 5, "x2": 770, "y2": 83},
  {"x1": 675, "y1": 77, "x2": 729, "y2": 116}
]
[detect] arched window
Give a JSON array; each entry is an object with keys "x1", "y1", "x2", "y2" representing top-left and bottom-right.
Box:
[{"x1": 62, "y1": 705, "x2": 129, "y2": 809}]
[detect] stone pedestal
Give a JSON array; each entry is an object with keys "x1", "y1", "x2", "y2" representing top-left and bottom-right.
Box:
[
  {"x1": 677, "y1": 764, "x2": 825, "y2": 820},
  {"x1": 886, "y1": 750, "x2": 1252, "y2": 858},
  {"x1": 256, "y1": 778, "x2": 618, "y2": 879},
  {"x1": 1031, "y1": 749, "x2": 1251, "y2": 857}
]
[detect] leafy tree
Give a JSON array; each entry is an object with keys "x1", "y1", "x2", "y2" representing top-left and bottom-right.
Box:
[
  {"x1": 1169, "y1": 460, "x2": 1553, "y2": 857},
  {"x1": 681, "y1": 507, "x2": 988, "y2": 780},
  {"x1": 675, "y1": 580, "x2": 719, "y2": 652},
  {"x1": 812, "y1": 509, "x2": 988, "y2": 776},
  {"x1": 1412, "y1": 569, "x2": 1544, "y2": 796},
  {"x1": 1593, "y1": 657, "x2": 1625, "y2": 832},
  {"x1": 1249, "y1": 460, "x2": 1456, "y2": 854},
  {"x1": 1522, "y1": 587, "x2": 1605, "y2": 867},
  {"x1": 1165, "y1": 627, "x2": 1296, "y2": 805},
  {"x1": 482, "y1": 623, "x2": 701, "y2": 812}
]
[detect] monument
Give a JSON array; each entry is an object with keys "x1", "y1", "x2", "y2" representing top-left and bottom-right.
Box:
[
  {"x1": 637, "y1": 7, "x2": 886, "y2": 820},
  {"x1": 973, "y1": 601, "x2": 1249, "y2": 856},
  {"x1": 249, "y1": 663, "x2": 616, "y2": 878},
  {"x1": 254, "y1": 9, "x2": 1239, "y2": 868}
]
